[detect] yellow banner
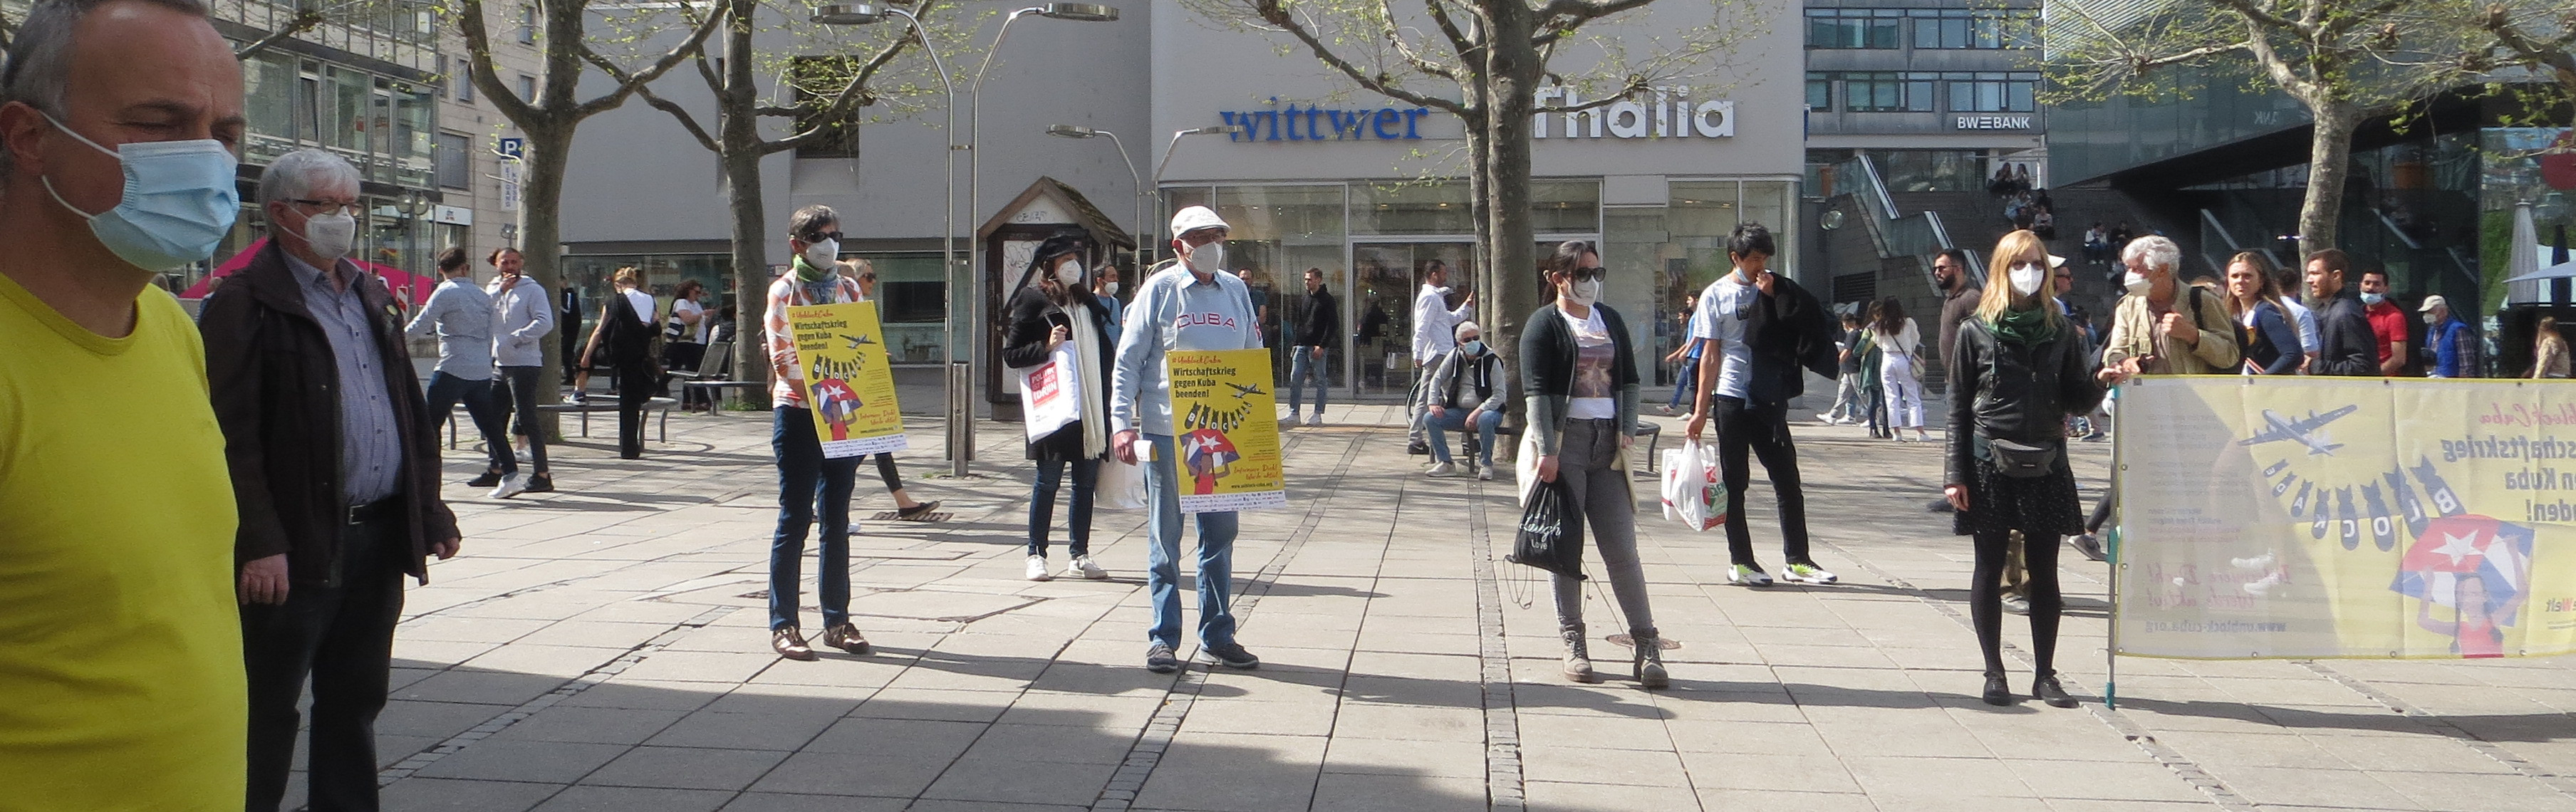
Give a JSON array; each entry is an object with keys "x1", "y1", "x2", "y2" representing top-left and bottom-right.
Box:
[
  {"x1": 1166, "y1": 348, "x2": 1287, "y2": 511},
  {"x1": 787, "y1": 301, "x2": 906, "y2": 458},
  {"x1": 2115, "y1": 376, "x2": 2575, "y2": 660}
]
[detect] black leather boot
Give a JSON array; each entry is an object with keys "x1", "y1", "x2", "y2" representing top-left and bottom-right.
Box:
[{"x1": 1630, "y1": 627, "x2": 1669, "y2": 689}]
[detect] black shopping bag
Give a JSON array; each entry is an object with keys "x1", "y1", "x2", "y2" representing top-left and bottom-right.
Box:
[{"x1": 1507, "y1": 479, "x2": 1584, "y2": 579}]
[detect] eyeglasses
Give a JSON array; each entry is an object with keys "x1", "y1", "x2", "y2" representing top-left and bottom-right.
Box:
[
  {"x1": 1568, "y1": 266, "x2": 1607, "y2": 281},
  {"x1": 801, "y1": 230, "x2": 844, "y2": 244},
  {"x1": 858, "y1": 274, "x2": 877, "y2": 282},
  {"x1": 291, "y1": 199, "x2": 363, "y2": 217}
]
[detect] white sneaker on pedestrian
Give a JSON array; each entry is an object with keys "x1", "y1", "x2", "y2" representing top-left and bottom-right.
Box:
[
  {"x1": 1425, "y1": 462, "x2": 1461, "y2": 478},
  {"x1": 1287, "y1": 411, "x2": 1301, "y2": 425},
  {"x1": 1066, "y1": 555, "x2": 1108, "y2": 580},
  {"x1": 1304, "y1": 413, "x2": 1322, "y2": 427},
  {"x1": 1782, "y1": 562, "x2": 1839, "y2": 584},
  {"x1": 1477, "y1": 467, "x2": 1495, "y2": 481},
  {"x1": 489, "y1": 473, "x2": 529, "y2": 499},
  {"x1": 514, "y1": 449, "x2": 532, "y2": 464},
  {"x1": 1025, "y1": 555, "x2": 1053, "y2": 581},
  {"x1": 1726, "y1": 564, "x2": 1775, "y2": 588}
]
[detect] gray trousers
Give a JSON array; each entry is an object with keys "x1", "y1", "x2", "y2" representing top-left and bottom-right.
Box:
[{"x1": 1550, "y1": 418, "x2": 1656, "y2": 633}]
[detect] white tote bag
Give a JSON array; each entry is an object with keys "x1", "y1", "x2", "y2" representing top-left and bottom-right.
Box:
[
  {"x1": 1098, "y1": 454, "x2": 1148, "y2": 511},
  {"x1": 1659, "y1": 440, "x2": 1726, "y2": 532},
  {"x1": 1017, "y1": 342, "x2": 1083, "y2": 442}
]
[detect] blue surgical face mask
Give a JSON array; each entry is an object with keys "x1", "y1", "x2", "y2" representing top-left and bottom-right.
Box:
[
  {"x1": 2359, "y1": 292, "x2": 2385, "y2": 306},
  {"x1": 1461, "y1": 340, "x2": 1485, "y2": 356},
  {"x1": 40, "y1": 112, "x2": 240, "y2": 272}
]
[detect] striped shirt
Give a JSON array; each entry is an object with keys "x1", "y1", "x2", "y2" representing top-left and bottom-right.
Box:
[
  {"x1": 766, "y1": 263, "x2": 866, "y2": 407},
  {"x1": 287, "y1": 254, "x2": 404, "y2": 504}
]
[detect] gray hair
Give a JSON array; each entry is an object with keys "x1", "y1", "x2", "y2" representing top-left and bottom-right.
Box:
[
  {"x1": 1454, "y1": 320, "x2": 1480, "y2": 340},
  {"x1": 2121, "y1": 234, "x2": 2181, "y2": 275},
  {"x1": 255, "y1": 148, "x2": 361, "y2": 209},
  {"x1": 789, "y1": 204, "x2": 838, "y2": 239},
  {"x1": 1, "y1": 0, "x2": 212, "y2": 176}
]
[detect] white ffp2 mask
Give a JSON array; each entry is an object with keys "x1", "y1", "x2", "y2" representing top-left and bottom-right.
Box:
[{"x1": 2009, "y1": 263, "x2": 2046, "y2": 297}]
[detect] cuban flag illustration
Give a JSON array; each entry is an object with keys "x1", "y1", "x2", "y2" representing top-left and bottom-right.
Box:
[
  {"x1": 2391, "y1": 514, "x2": 2534, "y2": 628},
  {"x1": 810, "y1": 378, "x2": 864, "y2": 440}
]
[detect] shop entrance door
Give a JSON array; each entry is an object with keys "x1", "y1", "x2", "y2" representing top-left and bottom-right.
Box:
[{"x1": 1349, "y1": 241, "x2": 1476, "y2": 397}]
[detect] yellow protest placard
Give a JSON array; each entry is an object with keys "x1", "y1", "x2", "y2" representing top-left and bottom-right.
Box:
[
  {"x1": 1165, "y1": 348, "x2": 1286, "y2": 511},
  {"x1": 2114, "y1": 376, "x2": 2575, "y2": 660},
  {"x1": 787, "y1": 301, "x2": 906, "y2": 458}
]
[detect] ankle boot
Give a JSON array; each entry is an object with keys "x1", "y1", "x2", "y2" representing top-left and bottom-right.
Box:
[
  {"x1": 1559, "y1": 623, "x2": 1596, "y2": 683},
  {"x1": 1630, "y1": 627, "x2": 1670, "y2": 689}
]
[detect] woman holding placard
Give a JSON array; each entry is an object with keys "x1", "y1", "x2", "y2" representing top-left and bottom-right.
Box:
[{"x1": 1003, "y1": 234, "x2": 1118, "y2": 583}]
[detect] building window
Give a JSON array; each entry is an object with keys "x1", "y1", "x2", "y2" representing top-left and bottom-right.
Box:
[
  {"x1": 1837, "y1": 72, "x2": 1935, "y2": 113},
  {"x1": 1804, "y1": 9, "x2": 1901, "y2": 49},
  {"x1": 1806, "y1": 73, "x2": 1831, "y2": 110},
  {"x1": 516, "y1": 74, "x2": 536, "y2": 103},
  {"x1": 517, "y1": 6, "x2": 536, "y2": 44},
  {"x1": 1911, "y1": 9, "x2": 2036, "y2": 49},
  {"x1": 435, "y1": 132, "x2": 471, "y2": 189},
  {"x1": 786, "y1": 57, "x2": 863, "y2": 159},
  {"x1": 454, "y1": 55, "x2": 473, "y2": 103},
  {"x1": 1945, "y1": 72, "x2": 2038, "y2": 113}
]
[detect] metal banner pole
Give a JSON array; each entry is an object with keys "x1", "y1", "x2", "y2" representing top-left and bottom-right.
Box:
[{"x1": 2104, "y1": 382, "x2": 2123, "y2": 711}]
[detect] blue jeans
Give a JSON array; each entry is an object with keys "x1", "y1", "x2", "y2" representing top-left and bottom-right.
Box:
[
  {"x1": 1423, "y1": 407, "x2": 1501, "y2": 467},
  {"x1": 1287, "y1": 346, "x2": 1328, "y2": 415},
  {"x1": 1666, "y1": 355, "x2": 1700, "y2": 410},
  {"x1": 1029, "y1": 456, "x2": 1101, "y2": 557},
  {"x1": 1142, "y1": 432, "x2": 1237, "y2": 650},
  {"x1": 771, "y1": 407, "x2": 862, "y2": 631},
  {"x1": 422, "y1": 371, "x2": 512, "y2": 474}
]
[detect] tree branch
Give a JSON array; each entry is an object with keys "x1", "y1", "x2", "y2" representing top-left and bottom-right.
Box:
[
  {"x1": 1378, "y1": 0, "x2": 1458, "y2": 80},
  {"x1": 568, "y1": 2, "x2": 732, "y2": 121},
  {"x1": 1250, "y1": 0, "x2": 1467, "y2": 114},
  {"x1": 1421, "y1": 0, "x2": 1477, "y2": 57},
  {"x1": 2210, "y1": 0, "x2": 2310, "y2": 40},
  {"x1": 632, "y1": 82, "x2": 722, "y2": 153},
  {"x1": 457, "y1": 0, "x2": 544, "y2": 127},
  {"x1": 1532, "y1": 76, "x2": 1648, "y2": 114}
]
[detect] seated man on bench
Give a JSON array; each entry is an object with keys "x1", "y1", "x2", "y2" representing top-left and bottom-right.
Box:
[{"x1": 1420, "y1": 321, "x2": 1507, "y2": 480}]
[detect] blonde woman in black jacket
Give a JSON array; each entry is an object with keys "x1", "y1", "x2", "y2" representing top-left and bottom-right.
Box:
[
  {"x1": 1944, "y1": 229, "x2": 2104, "y2": 708},
  {"x1": 1519, "y1": 240, "x2": 1664, "y2": 688}
]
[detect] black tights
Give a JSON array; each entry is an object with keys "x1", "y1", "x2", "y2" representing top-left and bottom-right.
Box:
[{"x1": 1970, "y1": 529, "x2": 2062, "y2": 676}]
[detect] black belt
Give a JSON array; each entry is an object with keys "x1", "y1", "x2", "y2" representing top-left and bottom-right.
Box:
[{"x1": 345, "y1": 498, "x2": 401, "y2": 526}]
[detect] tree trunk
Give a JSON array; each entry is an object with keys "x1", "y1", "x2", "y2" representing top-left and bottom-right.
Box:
[
  {"x1": 519, "y1": 122, "x2": 573, "y2": 435},
  {"x1": 2297, "y1": 99, "x2": 2359, "y2": 256},
  {"x1": 717, "y1": 7, "x2": 773, "y2": 407},
  {"x1": 1483, "y1": 2, "x2": 1541, "y2": 397}
]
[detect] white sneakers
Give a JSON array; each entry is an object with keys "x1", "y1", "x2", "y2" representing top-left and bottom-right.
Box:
[
  {"x1": 489, "y1": 473, "x2": 529, "y2": 500},
  {"x1": 1065, "y1": 555, "x2": 1108, "y2": 580},
  {"x1": 1304, "y1": 414, "x2": 1322, "y2": 427},
  {"x1": 1425, "y1": 462, "x2": 1462, "y2": 478},
  {"x1": 1032, "y1": 554, "x2": 1109, "y2": 581}
]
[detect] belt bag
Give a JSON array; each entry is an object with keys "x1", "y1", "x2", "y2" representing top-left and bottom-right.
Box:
[{"x1": 1987, "y1": 437, "x2": 2061, "y2": 478}]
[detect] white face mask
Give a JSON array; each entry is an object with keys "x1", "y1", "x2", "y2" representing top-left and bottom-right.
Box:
[
  {"x1": 2009, "y1": 262, "x2": 2047, "y2": 297},
  {"x1": 802, "y1": 239, "x2": 839, "y2": 269},
  {"x1": 1184, "y1": 240, "x2": 1225, "y2": 274},
  {"x1": 1569, "y1": 278, "x2": 1602, "y2": 306},
  {"x1": 1054, "y1": 259, "x2": 1084, "y2": 286},
  {"x1": 299, "y1": 212, "x2": 357, "y2": 259},
  {"x1": 2124, "y1": 269, "x2": 2152, "y2": 296},
  {"x1": 1103, "y1": 281, "x2": 1120, "y2": 296}
]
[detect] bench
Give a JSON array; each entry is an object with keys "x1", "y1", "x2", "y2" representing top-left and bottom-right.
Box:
[
  {"x1": 668, "y1": 340, "x2": 762, "y2": 415},
  {"x1": 447, "y1": 397, "x2": 677, "y2": 449}
]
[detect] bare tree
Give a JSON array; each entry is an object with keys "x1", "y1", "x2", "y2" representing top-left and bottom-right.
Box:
[
  {"x1": 2482, "y1": 4, "x2": 2576, "y2": 98},
  {"x1": 2042, "y1": 0, "x2": 2490, "y2": 254},
  {"x1": 1190, "y1": 0, "x2": 1756, "y2": 376},
  {"x1": 450, "y1": 0, "x2": 727, "y2": 409},
  {"x1": 624, "y1": 0, "x2": 960, "y2": 402}
]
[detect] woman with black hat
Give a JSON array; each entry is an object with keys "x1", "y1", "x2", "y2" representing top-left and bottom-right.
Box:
[{"x1": 1002, "y1": 234, "x2": 1118, "y2": 582}]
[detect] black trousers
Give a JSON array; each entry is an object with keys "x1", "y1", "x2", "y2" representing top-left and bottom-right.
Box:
[
  {"x1": 616, "y1": 360, "x2": 653, "y2": 459},
  {"x1": 494, "y1": 365, "x2": 550, "y2": 475},
  {"x1": 242, "y1": 514, "x2": 405, "y2": 812},
  {"x1": 1712, "y1": 395, "x2": 1812, "y2": 567}
]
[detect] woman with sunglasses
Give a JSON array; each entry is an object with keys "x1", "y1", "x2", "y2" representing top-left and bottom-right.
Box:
[
  {"x1": 1518, "y1": 240, "x2": 1666, "y2": 688},
  {"x1": 1945, "y1": 229, "x2": 2104, "y2": 708}
]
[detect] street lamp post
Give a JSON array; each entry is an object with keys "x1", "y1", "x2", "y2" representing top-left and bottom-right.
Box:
[
  {"x1": 1044, "y1": 124, "x2": 1143, "y2": 271},
  {"x1": 1145, "y1": 125, "x2": 1243, "y2": 259}
]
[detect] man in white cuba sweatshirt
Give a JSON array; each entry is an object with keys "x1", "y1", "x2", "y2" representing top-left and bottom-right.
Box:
[{"x1": 1111, "y1": 206, "x2": 1266, "y2": 674}]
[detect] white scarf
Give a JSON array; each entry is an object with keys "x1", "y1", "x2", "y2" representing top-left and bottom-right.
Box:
[{"x1": 1067, "y1": 304, "x2": 1109, "y2": 457}]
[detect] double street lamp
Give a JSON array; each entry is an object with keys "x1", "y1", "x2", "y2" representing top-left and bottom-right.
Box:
[
  {"x1": 813, "y1": 2, "x2": 1118, "y2": 476},
  {"x1": 1047, "y1": 123, "x2": 1242, "y2": 271}
]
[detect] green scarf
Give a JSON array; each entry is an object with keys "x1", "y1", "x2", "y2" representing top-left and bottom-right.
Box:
[
  {"x1": 1987, "y1": 303, "x2": 2058, "y2": 346},
  {"x1": 791, "y1": 255, "x2": 831, "y2": 283}
]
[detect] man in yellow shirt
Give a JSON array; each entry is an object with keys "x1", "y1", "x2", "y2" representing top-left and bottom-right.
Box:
[{"x1": 0, "y1": 1, "x2": 250, "y2": 809}]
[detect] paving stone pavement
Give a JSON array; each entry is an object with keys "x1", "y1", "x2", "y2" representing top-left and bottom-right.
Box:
[{"x1": 303, "y1": 402, "x2": 2576, "y2": 812}]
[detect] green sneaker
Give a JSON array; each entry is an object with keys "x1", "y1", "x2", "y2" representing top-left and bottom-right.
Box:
[
  {"x1": 1726, "y1": 564, "x2": 1774, "y2": 588},
  {"x1": 1782, "y1": 563, "x2": 1839, "y2": 584}
]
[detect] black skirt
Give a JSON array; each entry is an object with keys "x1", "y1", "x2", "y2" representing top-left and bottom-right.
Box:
[{"x1": 1953, "y1": 454, "x2": 2084, "y2": 537}]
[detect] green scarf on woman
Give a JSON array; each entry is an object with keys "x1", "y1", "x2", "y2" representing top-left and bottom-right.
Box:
[{"x1": 1988, "y1": 303, "x2": 2058, "y2": 346}]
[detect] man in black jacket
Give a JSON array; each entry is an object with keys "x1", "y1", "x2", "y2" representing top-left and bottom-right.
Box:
[
  {"x1": 2302, "y1": 249, "x2": 2380, "y2": 377},
  {"x1": 1288, "y1": 266, "x2": 1337, "y2": 426}
]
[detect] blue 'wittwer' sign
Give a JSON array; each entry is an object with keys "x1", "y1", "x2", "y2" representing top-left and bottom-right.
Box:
[{"x1": 1222, "y1": 99, "x2": 1431, "y2": 142}]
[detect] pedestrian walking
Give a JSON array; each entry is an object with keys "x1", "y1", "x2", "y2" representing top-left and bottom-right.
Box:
[
  {"x1": 2297, "y1": 249, "x2": 2377, "y2": 376},
  {"x1": 2221, "y1": 252, "x2": 2302, "y2": 376},
  {"x1": 851, "y1": 263, "x2": 944, "y2": 519},
  {"x1": 1521, "y1": 240, "x2": 1666, "y2": 687},
  {"x1": 1111, "y1": 206, "x2": 1266, "y2": 673},
  {"x1": 485, "y1": 246, "x2": 557, "y2": 495},
  {"x1": 0, "y1": 4, "x2": 251, "y2": 805},
  {"x1": 762, "y1": 204, "x2": 876, "y2": 661},
  {"x1": 209, "y1": 148, "x2": 464, "y2": 812},
  {"x1": 406, "y1": 246, "x2": 516, "y2": 485},
  {"x1": 1287, "y1": 266, "x2": 1337, "y2": 425},
  {"x1": 1003, "y1": 234, "x2": 1116, "y2": 582},
  {"x1": 1408, "y1": 258, "x2": 1473, "y2": 453},
  {"x1": 1945, "y1": 230, "x2": 2104, "y2": 709},
  {"x1": 1871, "y1": 297, "x2": 1929, "y2": 443},
  {"x1": 1095, "y1": 260, "x2": 1126, "y2": 343},
  {"x1": 581, "y1": 266, "x2": 658, "y2": 459},
  {"x1": 1820, "y1": 313, "x2": 1866, "y2": 425},
  {"x1": 1929, "y1": 248, "x2": 1978, "y2": 510},
  {"x1": 2533, "y1": 316, "x2": 2570, "y2": 378},
  {"x1": 1422, "y1": 321, "x2": 1507, "y2": 479},
  {"x1": 662, "y1": 279, "x2": 711, "y2": 405},
  {"x1": 1686, "y1": 222, "x2": 1839, "y2": 587}
]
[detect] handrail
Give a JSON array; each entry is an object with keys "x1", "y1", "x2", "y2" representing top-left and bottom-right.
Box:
[
  {"x1": 2198, "y1": 208, "x2": 2283, "y2": 276},
  {"x1": 1832, "y1": 155, "x2": 1983, "y2": 289}
]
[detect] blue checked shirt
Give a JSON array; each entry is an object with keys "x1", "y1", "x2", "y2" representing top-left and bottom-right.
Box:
[{"x1": 288, "y1": 254, "x2": 405, "y2": 505}]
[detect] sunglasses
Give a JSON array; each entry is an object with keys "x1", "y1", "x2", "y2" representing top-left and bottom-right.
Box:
[
  {"x1": 1567, "y1": 266, "x2": 1607, "y2": 281},
  {"x1": 800, "y1": 230, "x2": 845, "y2": 244},
  {"x1": 858, "y1": 274, "x2": 877, "y2": 282}
]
